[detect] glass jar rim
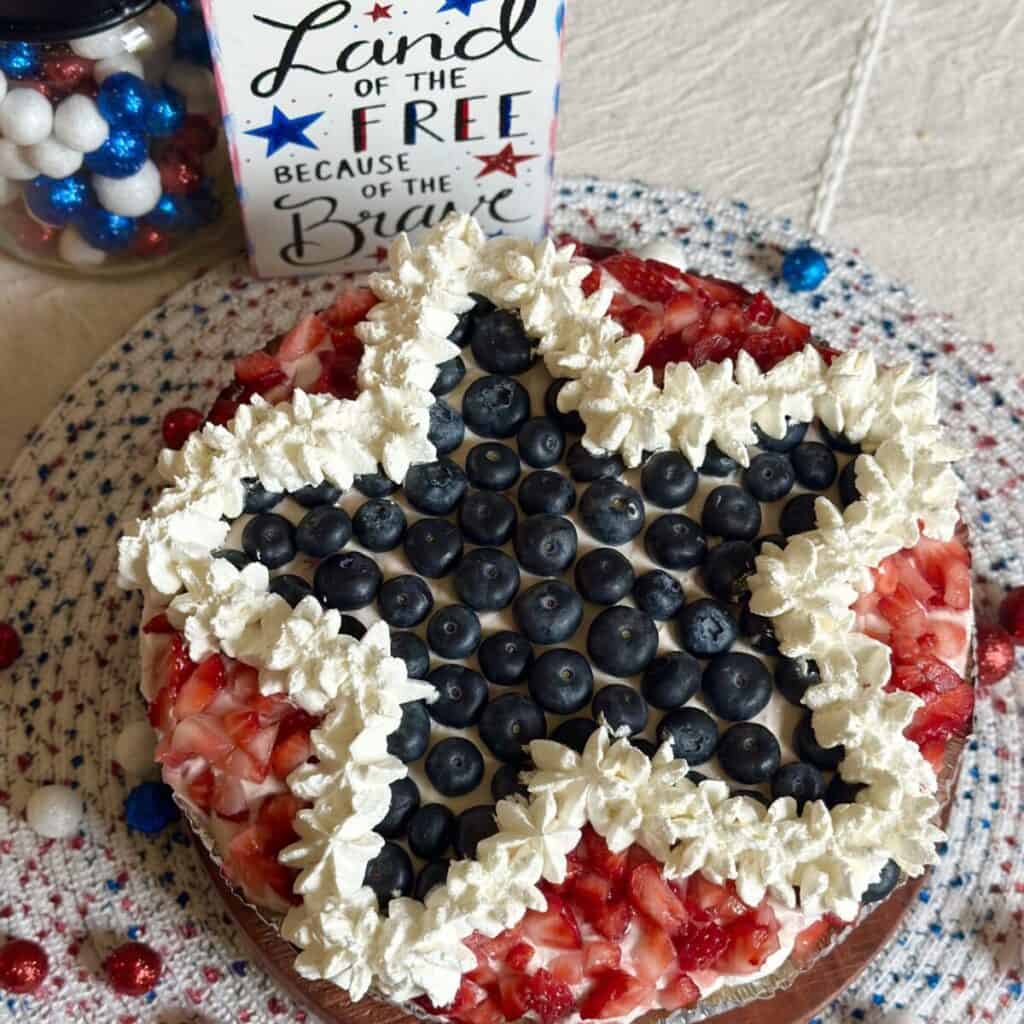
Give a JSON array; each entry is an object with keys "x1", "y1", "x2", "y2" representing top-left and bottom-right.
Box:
[{"x1": 0, "y1": 0, "x2": 158, "y2": 44}]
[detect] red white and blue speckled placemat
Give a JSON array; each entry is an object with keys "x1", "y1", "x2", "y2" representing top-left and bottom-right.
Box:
[{"x1": 0, "y1": 178, "x2": 1022, "y2": 1024}]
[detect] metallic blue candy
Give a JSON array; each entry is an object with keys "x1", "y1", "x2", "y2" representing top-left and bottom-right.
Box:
[
  {"x1": 77, "y1": 206, "x2": 138, "y2": 251},
  {"x1": 145, "y1": 86, "x2": 186, "y2": 137},
  {"x1": 145, "y1": 193, "x2": 195, "y2": 231},
  {"x1": 24, "y1": 175, "x2": 92, "y2": 227},
  {"x1": 165, "y1": 0, "x2": 195, "y2": 12},
  {"x1": 125, "y1": 781, "x2": 180, "y2": 834},
  {"x1": 97, "y1": 73, "x2": 152, "y2": 131},
  {"x1": 175, "y1": 12, "x2": 213, "y2": 66},
  {"x1": 83, "y1": 128, "x2": 149, "y2": 178},
  {"x1": 782, "y1": 245, "x2": 829, "y2": 292},
  {"x1": 0, "y1": 42, "x2": 39, "y2": 80}
]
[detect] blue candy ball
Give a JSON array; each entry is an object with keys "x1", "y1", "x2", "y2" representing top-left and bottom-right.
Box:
[
  {"x1": 145, "y1": 193, "x2": 195, "y2": 232},
  {"x1": 165, "y1": 0, "x2": 196, "y2": 14},
  {"x1": 175, "y1": 12, "x2": 213, "y2": 66},
  {"x1": 782, "y1": 245, "x2": 829, "y2": 292},
  {"x1": 84, "y1": 128, "x2": 149, "y2": 178},
  {"x1": 0, "y1": 42, "x2": 39, "y2": 80},
  {"x1": 97, "y1": 73, "x2": 152, "y2": 131},
  {"x1": 124, "y1": 781, "x2": 180, "y2": 834},
  {"x1": 77, "y1": 206, "x2": 138, "y2": 250},
  {"x1": 24, "y1": 174, "x2": 92, "y2": 227},
  {"x1": 145, "y1": 86, "x2": 186, "y2": 138}
]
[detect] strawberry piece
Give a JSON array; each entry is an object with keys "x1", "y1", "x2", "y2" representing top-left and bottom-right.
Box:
[
  {"x1": 327, "y1": 286, "x2": 378, "y2": 329},
  {"x1": 633, "y1": 921, "x2": 675, "y2": 984},
  {"x1": 523, "y1": 969, "x2": 575, "y2": 1024},
  {"x1": 905, "y1": 683, "x2": 974, "y2": 746},
  {"x1": 505, "y1": 942, "x2": 534, "y2": 972},
  {"x1": 573, "y1": 870, "x2": 613, "y2": 910},
  {"x1": 164, "y1": 634, "x2": 196, "y2": 692},
  {"x1": 662, "y1": 291, "x2": 703, "y2": 335},
  {"x1": 1000, "y1": 586, "x2": 1024, "y2": 641},
  {"x1": 583, "y1": 940, "x2": 621, "y2": 977},
  {"x1": 206, "y1": 381, "x2": 244, "y2": 427},
  {"x1": 580, "y1": 266, "x2": 602, "y2": 296},
  {"x1": 602, "y1": 254, "x2": 677, "y2": 304},
  {"x1": 161, "y1": 407, "x2": 203, "y2": 450},
  {"x1": 554, "y1": 236, "x2": 620, "y2": 262},
  {"x1": 184, "y1": 765, "x2": 215, "y2": 811},
  {"x1": 497, "y1": 974, "x2": 530, "y2": 1020},
  {"x1": 578, "y1": 970, "x2": 653, "y2": 1021},
  {"x1": 791, "y1": 917, "x2": 833, "y2": 966},
  {"x1": 171, "y1": 714, "x2": 235, "y2": 765},
  {"x1": 658, "y1": 974, "x2": 700, "y2": 1011},
  {"x1": 588, "y1": 898, "x2": 633, "y2": 941},
  {"x1": 618, "y1": 304, "x2": 664, "y2": 347},
  {"x1": 684, "y1": 875, "x2": 748, "y2": 925},
  {"x1": 674, "y1": 920, "x2": 729, "y2": 972},
  {"x1": 919, "y1": 738, "x2": 947, "y2": 774},
  {"x1": 143, "y1": 613, "x2": 175, "y2": 635},
  {"x1": 580, "y1": 826, "x2": 630, "y2": 883},
  {"x1": 212, "y1": 773, "x2": 248, "y2": 820},
  {"x1": 455, "y1": 998, "x2": 504, "y2": 1024},
  {"x1": 226, "y1": 822, "x2": 299, "y2": 905},
  {"x1": 888, "y1": 655, "x2": 962, "y2": 697},
  {"x1": 682, "y1": 273, "x2": 751, "y2": 306},
  {"x1": 775, "y1": 310, "x2": 812, "y2": 342},
  {"x1": 278, "y1": 313, "x2": 328, "y2": 362},
  {"x1": 742, "y1": 327, "x2": 804, "y2": 370},
  {"x1": 627, "y1": 863, "x2": 688, "y2": 935},
  {"x1": 234, "y1": 350, "x2": 283, "y2": 385},
  {"x1": 926, "y1": 619, "x2": 968, "y2": 659},
  {"x1": 271, "y1": 716, "x2": 315, "y2": 779},
  {"x1": 718, "y1": 911, "x2": 781, "y2": 975},
  {"x1": 523, "y1": 890, "x2": 583, "y2": 950},
  {"x1": 148, "y1": 685, "x2": 176, "y2": 732},
  {"x1": 746, "y1": 291, "x2": 775, "y2": 326},
  {"x1": 548, "y1": 952, "x2": 584, "y2": 985},
  {"x1": 175, "y1": 654, "x2": 227, "y2": 718},
  {"x1": 255, "y1": 793, "x2": 303, "y2": 852}
]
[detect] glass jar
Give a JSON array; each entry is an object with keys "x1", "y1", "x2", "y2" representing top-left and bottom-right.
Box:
[{"x1": 0, "y1": 0, "x2": 235, "y2": 274}]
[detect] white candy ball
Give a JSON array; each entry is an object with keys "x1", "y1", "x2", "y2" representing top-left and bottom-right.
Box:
[
  {"x1": 0, "y1": 176, "x2": 20, "y2": 205},
  {"x1": 0, "y1": 140, "x2": 39, "y2": 180},
  {"x1": 165, "y1": 62, "x2": 217, "y2": 111},
  {"x1": 114, "y1": 720, "x2": 158, "y2": 777},
  {"x1": 26, "y1": 784, "x2": 83, "y2": 839},
  {"x1": 0, "y1": 71, "x2": 7, "y2": 105},
  {"x1": 53, "y1": 94, "x2": 110, "y2": 154},
  {"x1": 94, "y1": 53, "x2": 145, "y2": 85},
  {"x1": 58, "y1": 225, "x2": 108, "y2": 268},
  {"x1": 134, "y1": 5, "x2": 179, "y2": 52},
  {"x1": 94, "y1": 159, "x2": 161, "y2": 217},
  {"x1": 26, "y1": 136, "x2": 83, "y2": 178},
  {"x1": 0, "y1": 89, "x2": 54, "y2": 146},
  {"x1": 70, "y1": 28, "x2": 128, "y2": 60}
]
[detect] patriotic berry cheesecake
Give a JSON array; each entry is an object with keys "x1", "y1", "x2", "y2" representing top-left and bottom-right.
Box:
[{"x1": 118, "y1": 215, "x2": 975, "y2": 1022}]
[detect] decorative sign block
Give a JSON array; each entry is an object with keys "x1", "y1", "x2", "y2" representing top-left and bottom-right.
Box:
[{"x1": 201, "y1": 0, "x2": 566, "y2": 277}]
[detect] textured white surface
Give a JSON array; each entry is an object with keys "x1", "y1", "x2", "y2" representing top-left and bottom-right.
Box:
[{"x1": 1, "y1": 0, "x2": 1021, "y2": 472}]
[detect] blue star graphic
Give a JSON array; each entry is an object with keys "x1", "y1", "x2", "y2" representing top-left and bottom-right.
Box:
[
  {"x1": 244, "y1": 106, "x2": 324, "y2": 157},
  {"x1": 438, "y1": 0, "x2": 489, "y2": 15}
]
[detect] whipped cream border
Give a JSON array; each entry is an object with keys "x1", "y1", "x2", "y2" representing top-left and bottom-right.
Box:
[{"x1": 117, "y1": 214, "x2": 964, "y2": 1006}]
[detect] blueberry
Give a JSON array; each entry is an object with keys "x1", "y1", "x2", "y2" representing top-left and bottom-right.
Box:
[
  {"x1": 478, "y1": 631, "x2": 534, "y2": 685},
  {"x1": 470, "y1": 309, "x2": 535, "y2": 375},
  {"x1": 405, "y1": 458, "x2": 468, "y2": 515},
  {"x1": 491, "y1": 763, "x2": 528, "y2": 802},
  {"x1": 432, "y1": 355, "x2": 466, "y2": 396},
  {"x1": 702, "y1": 541, "x2": 756, "y2": 602},
  {"x1": 575, "y1": 548, "x2": 635, "y2": 605},
  {"x1": 771, "y1": 763, "x2": 826, "y2": 811},
  {"x1": 448, "y1": 300, "x2": 480, "y2": 346},
  {"x1": 518, "y1": 470, "x2": 577, "y2": 516},
  {"x1": 755, "y1": 420, "x2": 808, "y2": 452},
  {"x1": 791, "y1": 442, "x2": 837, "y2": 491},
  {"x1": 588, "y1": 606, "x2": 659, "y2": 678},
  {"x1": 819, "y1": 424, "x2": 861, "y2": 454},
  {"x1": 390, "y1": 633, "x2": 430, "y2": 679},
  {"x1": 463, "y1": 375, "x2": 531, "y2": 438},
  {"x1": 702, "y1": 653, "x2": 773, "y2": 721},
  {"x1": 702, "y1": 486, "x2": 762, "y2": 541},
  {"x1": 591, "y1": 684, "x2": 648, "y2": 735},
  {"x1": 838, "y1": 459, "x2": 860, "y2": 507},
  {"x1": 718, "y1": 723, "x2": 781, "y2": 784},
  {"x1": 404, "y1": 518, "x2": 463, "y2": 577},
  {"x1": 455, "y1": 805, "x2": 498, "y2": 859},
  {"x1": 518, "y1": 417, "x2": 566, "y2": 469},
  {"x1": 700, "y1": 442, "x2": 738, "y2": 477},
  {"x1": 428, "y1": 400, "x2": 465, "y2": 455},
  {"x1": 469, "y1": 293, "x2": 497, "y2": 317},
  {"x1": 295, "y1": 505, "x2": 353, "y2": 558},
  {"x1": 687, "y1": 771, "x2": 708, "y2": 785},
  {"x1": 515, "y1": 515, "x2": 578, "y2": 576},
  {"x1": 242, "y1": 513, "x2": 296, "y2": 569},
  {"x1": 478, "y1": 694, "x2": 546, "y2": 763},
  {"x1": 213, "y1": 548, "x2": 251, "y2": 571},
  {"x1": 351, "y1": 499, "x2": 405, "y2": 552},
  {"x1": 643, "y1": 652, "x2": 701, "y2": 710},
  {"x1": 544, "y1": 378, "x2": 585, "y2": 435},
  {"x1": 415, "y1": 860, "x2": 451, "y2": 902},
  {"x1": 656, "y1": 707, "x2": 718, "y2": 764},
  {"x1": 580, "y1": 479, "x2": 646, "y2": 545},
  {"x1": 378, "y1": 575, "x2": 434, "y2": 628},
  {"x1": 755, "y1": 533, "x2": 788, "y2": 554},
  {"x1": 269, "y1": 573, "x2": 314, "y2": 607},
  {"x1": 408, "y1": 803, "x2": 455, "y2": 860},
  {"x1": 551, "y1": 717, "x2": 599, "y2": 754},
  {"x1": 641, "y1": 451, "x2": 698, "y2": 508},
  {"x1": 376, "y1": 777, "x2": 421, "y2": 838},
  {"x1": 862, "y1": 860, "x2": 900, "y2": 903},
  {"x1": 466, "y1": 443, "x2": 521, "y2": 491},
  {"x1": 794, "y1": 715, "x2": 844, "y2": 770},
  {"x1": 426, "y1": 737, "x2": 485, "y2": 796},
  {"x1": 386, "y1": 699, "x2": 431, "y2": 762},
  {"x1": 427, "y1": 664, "x2": 488, "y2": 727},
  {"x1": 528, "y1": 649, "x2": 594, "y2": 714},
  {"x1": 825, "y1": 773, "x2": 865, "y2": 808},
  {"x1": 514, "y1": 580, "x2": 583, "y2": 645},
  {"x1": 459, "y1": 491, "x2": 517, "y2": 546},
  {"x1": 677, "y1": 598, "x2": 738, "y2": 657},
  {"x1": 355, "y1": 469, "x2": 398, "y2": 498},
  {"x1": 341, "y1": 615, "x2": 366, "y2": 639},
  {"x1": 454, "y1": 548, "x2": 521, "y2": 611},
  {"x1": 739, "y1": 601, "x2": 779, "y2": 654},
  {"x1": 631, "y1": 738, "x2": 658, "y2": 758},
  {"x1": 314, "y1": 551, "x2": 382, "y2": 610},
  {"x1": 632, "y1": 570, "x2": 685, "y2": 620},
  {"x1": 645, "y1": 514, "x2": 707, "y2": 570},
  {"x1": 363, "y1": 841, "x2": 413, "y2": 910},
  {"x1": 242, "y1": 477, "x2": 283, "y2": 513},
  {"x1": 567, "y1": 441, "x2": 624, "y2": 482},
  {"x1": 743, "y1": 452, "x2": 795, "y2": 503},
  {"x1": 291, "y1": 480, "x2": 342, "y2": 508},
  {"x1": 427, "y1": 605, "x2": 482, "y2": 660},
  {"x1": 779, "y1": 493, "x2": 819, "y2": 536}
]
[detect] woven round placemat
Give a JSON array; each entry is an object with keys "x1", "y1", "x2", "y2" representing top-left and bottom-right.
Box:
[{"x1": 0, "y1": 178, "x2": 1021, "y2": 1024}]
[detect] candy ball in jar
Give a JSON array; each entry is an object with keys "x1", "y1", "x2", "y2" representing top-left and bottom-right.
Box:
[{"x1": 0, "y1": 0, "x2": 231, "y2": 274}]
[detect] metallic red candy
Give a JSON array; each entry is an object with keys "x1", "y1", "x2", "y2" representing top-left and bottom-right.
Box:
[
  {"x1": 0, "y1": 939, "x2": 48, "y2": 995},
  {"x1": 105, "y1": 942, "x2": 162, "y2": 997},
  {"x1": 161, "y1": 407, "x2": 204, "y2": 450},
  {"x1": 0, "y1": 622, "x2": 21, "y2": 669},
  {"x1": 158, "y1": 148, "x2": 203, "y2": 195},
  {"x1": 133, "y1": 225, "x2": 172, "y2": 259},
  {"x1": 999, "y1": 587, "x2": 1024, "y2": 643},
  {"x1": 977, "y1": 623, "x2": 1016, "y2": 685}
]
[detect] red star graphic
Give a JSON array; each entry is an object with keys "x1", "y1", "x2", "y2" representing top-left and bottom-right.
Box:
[
  {"x1": 366, "y1": 3, "x2": 392, "y2": 21},
  {"x1": 474, "y1": 143, "x2": 538, "y2": 179}
]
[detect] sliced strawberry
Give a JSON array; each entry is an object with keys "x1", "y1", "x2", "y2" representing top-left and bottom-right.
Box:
[
  {"x1": 225, "y1": 747, "x2": 269, "y2": 784},
  {"x1": 497, "y1": 974, "x2": 530, "y2": 1020},
  {"x1": 164, "y1": 634, "x2": 196, "y2": 692},
  {"x1": 523, "y1": 968, "x2": 575, "y2": 1024},
  {"x1": 618, "y1": 304, "x2": 664, "y2": 347},
  {"x1": 718, "y1": 911, "x2": 781, "y2": 975},
  {"x1": 184, "y1": 765, "x2": 215, "y2": 811},
  {"x1": 674, "y1": 920, "x2": 729, "y2": 972},
  {"x1": 627, "y1": 863, "x2": 688, "y2": 935},
  {"x1": 580, "y1": 266, "x2": 603, "y2": 296},
  {"x1": 588, "y1": 898, "x2": 633, "y2": 941},
  {"x1": 234, "y1": 350, "x2": 283, "y2": 385},
  {"x1": 682, "y1": 273, "x2": 750, "y2": 306},
  {"x1": 277, "y1": 313, "x2": 328, "y2": 362},
  {"x1": 479, "y1": 927, "x2": 525, "y2": 964},
  {"x1": 271, "y1": 722, "x2": 315, "y2": 779},
  {"x1": 662, "y1": 291, "x2": 703, "y2": 335},
  {"x1": 920, "y1": 738, "x2": 947, "y2": 774},
  {"x1": 573, "y1": 870, "x2": 613, "y2": 911},
  {"x1": 206, "y1": 381, "x2": 245, "y2": 427},
  {"x1": 171, "y1": 713, "x2": 234, "y2": 765},
  {"x1": 327, "y1": 286, "x2": 378, "y2": 329},
  {"x1": 175, "y1": 654, "x2": 227, "y2": 718},
  {"x1": 906, "y1": 683, "x2": 974, "y2": 746},
  {"x1": 226, "y1": 823, "x2": 300, "y2": 905},
  {"x1": 255, "y1": 793, "x2": 303, "y2": 854},
  {"x1": 775, "y1": 309, "x2": 812, "y2": 342},
  {"x1": 580, "y1": 826, "x2": 630, "y2": 883},
  {"x1": 548, "y1": 952, "x2": 584, "y2": 985},
  {"x1": 658, "y1": 974, "x2": 700, "y2": 1011},
  {"x1": 633, "y1": 921, "x2": 675, "y2": 984},
  {"x1": 583, "y1": 940, "x2": 621, "y2": 977},
  {"x1": 602, "y1": 254, "x2": 677, "y2": 304},
  {"x1": 746, "y1": 291, "x2": 775, "y2": 326},
  {"x1": 926, "y1": 619, "x2": 968, "y2": 659},
  {"x1": 505, "y1": 941, "x2": 534, "y2": 972},
  {"x1": 143, "y1": 613, "x2": 175, "y2": 635},
  {"x1": 212, "y1": 773, "x2": 249, "y2": 820},
  {"x1": 791, "y1": 917, "x2": 833, "y2": 966},
  {"x1": 684, "y1": 875, "x2": 748, "y2": 925},
  {"x1": 523, "y1": 890, "x2": 582, "y2": 950},
  {"x1": 578, "y1": 970, "x2": 653, "y2": 1021},
  {"x1": 148, "y1": 684, "x2": 176, "y2": 732},
  {"x1": 453, "y1": 997, "x2": 503, "y2": 1024}
]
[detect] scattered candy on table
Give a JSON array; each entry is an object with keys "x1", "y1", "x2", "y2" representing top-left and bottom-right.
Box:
[
  {"x1": 0, "y1": 939, "x2": 49, "y2": 995},
  {"x1": 104, "y1": 942, "x2": 163, "y2": 997},
  {"x1": 782, "y1": 244, "x2": 830, "y2": 292},
  {"x1": 1000, "y1": 586, "x2": 1024, "y2": 642},
  {"x1": 25, "y1": 783, "x2": 84, "y2": 838},
  {"x1": 977, "y1": 623, "x2": 1016, "y2": 685},
  {"x1": 0, "y1": 621, "x2": 21, "y2": 667},
  {"x1": 161, "y1": 405, "x2": 204, "y2": 449},
  {"x1": 124, "y1": 780, "x2": 180, "y2": 834}
]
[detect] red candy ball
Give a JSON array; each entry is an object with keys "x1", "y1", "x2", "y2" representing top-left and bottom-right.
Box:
[
  {"x1": 161, "y1": 407, "x2": 204, "y2": 450},
  {"x1": 977, "y1": 623, "x2": 1016, "y2": 685},
  {"x1": 0, "y1": 939, "x2": 49, "y2": 995},
  {"x1": 105, "y1": 942, "x2": 162, "y2": 997},
  {"x1": 0, "y1": 623, "x2": 21, "y2": 669},
  {"x1": 43, "y1": 56, "x2": 94, "y2": 91},
  {"x1": 1000, "y1": 587, "x2": 1024, "y2": 643},
  {"x1": 133, "y1": 225, "x2": 172, "y2": 260},
  {"x1": 174, "y1": 114, "x2": 219, "y2": 156},
  {"x1": 15, "y1": 219, "x2": 58, "y2": 254},
  {"x1": 158, "y1": 148, "x2": 203, "y2": 195}
]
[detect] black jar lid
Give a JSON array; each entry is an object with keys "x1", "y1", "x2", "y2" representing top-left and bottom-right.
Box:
[{"x1": 0, "y1": 1, "x2": 158, "y2": 43}]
